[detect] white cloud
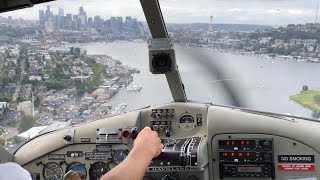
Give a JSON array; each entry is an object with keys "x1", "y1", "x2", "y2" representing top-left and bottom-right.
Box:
[
  {"x1": 266, "y1": 8, "x2": 281, "y2": 14},
  {"x1": 228, "y1": 8, "x2": 243, "y2": 12},
  {"x1": 235, "y1": 16, "x2": 250, "y2": 22},
  {"x1": 287, "y1": 9, "x2": 304, "y2": 15},
  {"x1": 0, "y1": 0, "x2": 319, "y2": 25}
]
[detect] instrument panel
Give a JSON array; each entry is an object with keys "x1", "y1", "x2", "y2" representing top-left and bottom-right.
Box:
[
  {"x1": 25, "y1": 144, "x2": 131, "y2": 180},
  {"x1": 12, "y1": 102, "x2": 320, "y2": 180}
]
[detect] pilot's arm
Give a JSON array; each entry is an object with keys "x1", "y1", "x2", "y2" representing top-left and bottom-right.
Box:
[{"x1": 100, "y1": 126, "x2": 163, "y2": 180}]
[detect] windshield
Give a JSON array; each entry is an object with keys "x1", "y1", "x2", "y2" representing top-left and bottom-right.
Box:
[{"x1": 0, "y1": 0, "x2": 320, "y2": 152}]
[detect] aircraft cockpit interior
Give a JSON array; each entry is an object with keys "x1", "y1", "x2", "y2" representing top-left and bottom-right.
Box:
[{"x1": 0, "y1": 0, "x2": 320, "y2": 180}]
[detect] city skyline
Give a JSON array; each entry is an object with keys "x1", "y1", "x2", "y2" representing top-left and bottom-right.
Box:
[
  {"x1": 0, "y1": 0, "x2": 320, "y2": 25},
  {"x1": 37, "y1": 5, "x2": 141, "y2": 32}
]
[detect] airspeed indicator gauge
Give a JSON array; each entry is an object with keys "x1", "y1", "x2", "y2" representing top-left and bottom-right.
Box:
[
  {"x1": 113, "y1": 149, "x2": 129, "y2": 165},
  {"x1": 43, "y1": 162, "x2": 64, "y2": 180}
]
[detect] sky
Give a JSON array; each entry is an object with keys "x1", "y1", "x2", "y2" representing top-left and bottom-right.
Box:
[{"x1": 1, "y1": 0, "x2": 320, "y2": 25}]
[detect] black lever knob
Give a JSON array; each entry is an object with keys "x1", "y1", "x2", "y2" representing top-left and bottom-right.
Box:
[
  {"x1": 36, "y1": 162, "x2": 43, "y2": 166},
  {"x1": 165, "y1": 129, "x2": 171, "y2": 138},
  {"x1": 63, "y1": 135, "x2": 72, "y2": 142},
  {"x1": 131, "y1": 127, "x2": 139, "y2": 140}
]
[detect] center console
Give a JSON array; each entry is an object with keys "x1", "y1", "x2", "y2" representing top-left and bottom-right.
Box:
[{"x1": 144, "y1": 137, "x2": 208, "y2": 180}]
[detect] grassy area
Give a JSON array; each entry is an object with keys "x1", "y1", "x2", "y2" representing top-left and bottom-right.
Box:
[
  {"x1": 0, "y1": 128, "x2": 4, "y2": 136},
  {"x1": 290, "y1": 90, "x2": 320, "y2": 112}
]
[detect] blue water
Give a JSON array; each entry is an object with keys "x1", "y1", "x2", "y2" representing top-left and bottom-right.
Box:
[{"x1": 80, "y1": 42, "x2": 320, "y2": 119}]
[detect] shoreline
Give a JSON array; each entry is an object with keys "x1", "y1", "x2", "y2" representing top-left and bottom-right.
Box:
[
  {"x1": 80, "y1": 41, "x2": 320, "y2": 64},
  {"x1": 290, "y1": 90, "x2": 320, "y2": 113}
]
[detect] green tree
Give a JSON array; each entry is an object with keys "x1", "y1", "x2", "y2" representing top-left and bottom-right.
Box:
[
  {"x1": 0, "y1": 65, "x2": 9, "y2": 88},
  {"x1": 25, "y1": 59, "x2": 30, "y2": 71},
  {"x1": 52, "y1": 109, "x2": 58, "y2": 115},
  {"x1": 92, "y1": 63, "x2": 106, "y2": 87},
  {"x1": 74, "y1": 48, "x2": 81, "y2": 56},
  {"x1": 21, "y1": 74, "x2": 30, "y2": 84},
  {"x1": 70, "y1": 47, "x2": 74, "y2": 55},
  {"x1": 0, "y1": 93, "x2": 12, "y2": 102},
  {"x1": 2, "y1": 105, "x2": 8, "y2": 115},
  {"x1": 13, "y1": 136, "x2": 22, "y2": 143},
  {"x1": 44, "y1": 80, "x2": 66, "y2": 90},
  {"x1": 34, "y1": 97, "x2": 40, "y2": 108},
  {"x1": 0, "y1": 138, "x2": 5, "y2": 146},
  {"x1": 302, "y1": 85, "x2": 309, "y2": 92},
  {"x1": 16, "y1": 97, "x2": 22, "y2": 103},
  {"x1": 18, "y1": 116, "x2": 35, "y2": 132},
  {"x1": 74, "y1": 79, "x2": 86, "y2": 93}
]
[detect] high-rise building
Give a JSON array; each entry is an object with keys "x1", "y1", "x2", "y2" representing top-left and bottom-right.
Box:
[
  {"x1": 209, "y1": 16, "x2": 213, "y2": 32},
  {"x1": 88, "y1": 17, "x2": 93, "y2": 27},
  {"x1": 94, "y1": 15, "x2": 101, "y2": 28},
  {"x1": 78, "y1": 6, "x2": 87, "y2": 26},
  {"x1": 132, "y1": 18, "x2": 139, "y2": 32},
  {"x1": 125, "y1": 16, "x2": 132, "y2": 21},
  {"x1": 66, "y1": 14, "x2": 72, "y2": 20},
  {"x1": 125, "y1": 16, "x2": 133, "y2": 29},
  {"x1": 59, "y1": 8, "x2": 64, "y2": 17},
  {"x1": 39, "y1": 10, "x2": 45, "y2": 25},
  {"x1": 45, "y1": 5, "x2": 51, "y2": 19},
  {"x1": 79, "y1": 6, "x2": 84, "y2": 13},
  {"x1": 110, "y1": 17, "x2": 117, "y2": 30},
  {"x1": 117, "y1": 17, "x2": 123, "y2": 30},
  {"x1": 54, "y1": 15, "x2": 59, "y2": 27},
  {"x1": 58, "y1": 9, "x2": 65, "y2": 28},
  {"x1": 58, "y1": 16, "x2": 65, "y2": 29},
  {"x1": 66, "y1": 14, "x2": 73, "y2": 29},
  {"x1": 73, "y1": 15, "x2": 78, "y2": 21}
]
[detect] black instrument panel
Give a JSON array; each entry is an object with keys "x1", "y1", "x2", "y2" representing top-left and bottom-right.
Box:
[
  {"x1": 29, "y1": 137, "x2": 206, "y2": 180},
  {"x1": 218, "y1": 139, "x2": 275, "y2": 179},
  {"x1": 27, "y1": 144, "x2": 131, "y2": 180}
]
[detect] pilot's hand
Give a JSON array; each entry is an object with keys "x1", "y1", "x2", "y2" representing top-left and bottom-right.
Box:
[
  {"x1": 63, "y1": 170, "x2": 86, "y2": 180},
  {"x1": 133, "y1": 126, "x2": 163, "y2": 158}
]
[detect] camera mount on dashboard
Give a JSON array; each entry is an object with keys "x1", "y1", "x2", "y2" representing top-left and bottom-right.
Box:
[{"x1": 148, "y1": 38, "x2": 177, "y2": 74}]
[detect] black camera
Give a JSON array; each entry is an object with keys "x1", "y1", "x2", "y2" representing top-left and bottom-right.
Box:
[{"x1": 148, "y1": 38, "x2": 177, "y2": 74}]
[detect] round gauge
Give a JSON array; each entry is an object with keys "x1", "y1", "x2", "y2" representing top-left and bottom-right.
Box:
[
  {"x1": 179, "y1": 114, "x2": 195, "y2": 131},
  {"x1": 113, "y1": 149, "x2": 129, "y2": 165},
  {"x1": 43, "y1": 162, "x2": 64, "y2": 180},
  {"x1": 89, "y1": 162, "x2": 110, "y2": 180},
  {"x1": 65, "y1": 162, "x2": 87, "y2": 180}
]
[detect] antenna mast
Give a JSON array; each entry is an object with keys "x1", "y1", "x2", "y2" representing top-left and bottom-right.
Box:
[
  {"x1": 209, "y1": 16, "x2": 213, "y2": 32},
  {"x1": 316, "y1": 0, "x2": 319, "y2": 24}
]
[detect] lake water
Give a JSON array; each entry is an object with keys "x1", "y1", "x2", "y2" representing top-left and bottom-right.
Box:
[{"x1": 80, "y1": 41, "x2": 320, "y2": 119}]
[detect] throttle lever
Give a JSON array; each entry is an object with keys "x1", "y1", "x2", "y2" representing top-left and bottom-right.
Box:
[{"x1": 131, "y1": 127, "x2": 139, "y2": 140}]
